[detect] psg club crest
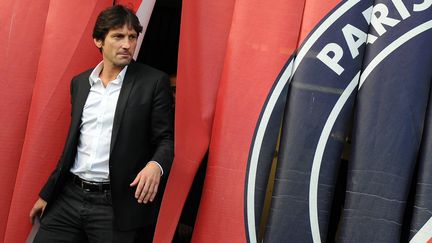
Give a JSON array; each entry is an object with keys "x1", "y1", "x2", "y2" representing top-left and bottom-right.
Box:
[{"x1": 245, "y1": 0, "x2": 432, "y2": 242}]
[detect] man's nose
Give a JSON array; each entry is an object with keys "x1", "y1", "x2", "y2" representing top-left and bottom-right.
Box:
[{"x1": 122, "y1": 39, "x2": 131, "y2": 49}]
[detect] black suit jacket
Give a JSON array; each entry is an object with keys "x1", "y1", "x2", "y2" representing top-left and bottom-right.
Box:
[{"x1": 39, "y1": 62, "x2": 174, "y2": 230}]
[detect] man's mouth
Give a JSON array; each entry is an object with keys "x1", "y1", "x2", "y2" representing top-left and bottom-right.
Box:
[{"x1": 118, "y1": 53, "x2": 131, "y2": 58}]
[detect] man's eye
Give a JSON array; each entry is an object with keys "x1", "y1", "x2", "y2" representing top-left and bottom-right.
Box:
[{"x1": 129, "y1": 36, "x2": 137, "y2": 40}]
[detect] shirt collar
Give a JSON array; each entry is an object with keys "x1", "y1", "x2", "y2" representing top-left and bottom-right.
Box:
[{"x1": 89, "y1": 61, "x2": 128, "y2": 86}]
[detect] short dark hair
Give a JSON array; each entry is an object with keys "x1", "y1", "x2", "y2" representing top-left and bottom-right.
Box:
[{"x1": 93, "y1": 5, "x2": 143, "y2": 42}]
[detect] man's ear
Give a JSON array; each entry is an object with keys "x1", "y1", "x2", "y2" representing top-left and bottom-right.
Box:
[{"x1": 94, "y1": 38, "x2": 103, "y2": 49}]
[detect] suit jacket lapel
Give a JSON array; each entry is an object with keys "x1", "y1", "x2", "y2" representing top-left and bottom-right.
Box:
[
  {"x1": 110, "y1": 64, "x2": 137, "y2": 153},
  {"x1": 59, "y1": 76, "x2": 91, "y2": 167}
]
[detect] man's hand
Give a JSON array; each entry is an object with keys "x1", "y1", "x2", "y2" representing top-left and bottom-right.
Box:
[
  {"x1": 29, "y1": 198, "x2": 47, "y2": 224},
  {"x1": 130, "y1": 162, "x2": 162, "y2": 204}
]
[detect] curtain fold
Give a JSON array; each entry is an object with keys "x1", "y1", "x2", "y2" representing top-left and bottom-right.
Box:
[
  {"x1": 2, "y1": 1, "x2": 111, "y2": 242},
  {"x1": 0, "y1": 0, "x2": 50, "y2": 241},
  {"x1": 154, "y1": 0, "x2": 235, "y2": 241}
]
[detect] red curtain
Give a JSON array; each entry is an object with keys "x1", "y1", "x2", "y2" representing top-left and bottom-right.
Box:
[
  {"x1": 1, "y1": 1, "x2": 111, "y2": 242},
  {"x1": 155, "y1": 0, "x2": 340, "y2": 242},
  {"x1": 154, "y1": 0, "x2": 236, "y2": 241},
  {"x1": 0, "y1": 0, "x2": 50, "y2": 240}
]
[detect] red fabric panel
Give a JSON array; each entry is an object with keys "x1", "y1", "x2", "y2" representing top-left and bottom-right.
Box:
[
  {"x1": 153, "y1": 0, "x2": 236, "y2": 242},
  {"x1": 3, "y1": 1, "x2": 111, "y2": 242},
  {"x1": 115, "y1": 0, "x2": 142, "y2": 12},
  {"x1": 299, "y1": 1, "x2": 342, "y2": 44},
  {"x1": 190, "y1": 0, "x2": 307, "y2": 241},
  {"x1": 0, "y1": 0, "x2": 50, "y2": 240},
  {"x1": 191, "y1": 0, "x2": 341, "y2": 240}
]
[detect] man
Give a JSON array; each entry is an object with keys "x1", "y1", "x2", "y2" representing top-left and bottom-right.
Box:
[{"x1": 29, "y1": 5, "x2": 174, "y2": 242}]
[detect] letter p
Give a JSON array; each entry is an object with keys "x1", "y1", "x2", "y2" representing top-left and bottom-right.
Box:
[{"x1": 317, "y1": 43, "x2": 345, "y2": 75}]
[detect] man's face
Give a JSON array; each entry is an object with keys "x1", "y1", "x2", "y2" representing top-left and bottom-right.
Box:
[{"x1": 94, "y1": 25, "x2": 138, "y2": 68}]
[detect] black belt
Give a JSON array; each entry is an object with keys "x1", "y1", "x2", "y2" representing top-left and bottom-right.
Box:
[{"x1": 70, "y1": 173, "x2": 110, "y2": 192}]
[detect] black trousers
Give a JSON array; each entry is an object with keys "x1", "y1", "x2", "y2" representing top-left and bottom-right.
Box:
[{"x1": 34, "y1": 181, "x2": 155, "y2": 243}]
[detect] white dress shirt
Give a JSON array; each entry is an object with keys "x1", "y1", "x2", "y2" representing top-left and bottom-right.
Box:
[{"x1": 70, "y1": 62, "x2": 126, "y2": 182}]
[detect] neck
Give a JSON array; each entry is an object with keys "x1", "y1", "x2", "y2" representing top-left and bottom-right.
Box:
[{"x1": 99, "y1": 62, "x2": 124, "y2": 87}]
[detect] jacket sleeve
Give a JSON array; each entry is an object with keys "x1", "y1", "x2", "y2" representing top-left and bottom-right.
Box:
[
  {"x1": 39, "y1": 77, "x2": 77, "y2": 201},
  {"x1": 150, "y1": 74, "x2": 174, "y2": 176}
]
